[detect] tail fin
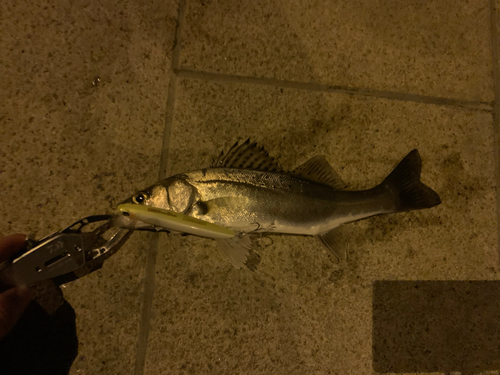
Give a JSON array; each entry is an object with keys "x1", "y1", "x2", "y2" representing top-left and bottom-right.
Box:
[{"x1": 382, "y1": 150, "x2": 441, "y2": 212}]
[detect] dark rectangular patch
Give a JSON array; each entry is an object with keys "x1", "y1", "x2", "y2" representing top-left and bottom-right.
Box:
[{"x1": 372, "y1": 281, "x2": 500, "y2": 373}]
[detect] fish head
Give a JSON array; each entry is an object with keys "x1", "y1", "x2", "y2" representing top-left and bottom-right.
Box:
[
  {"x1": 119, "y1": 175, "x2": 196, "y2": 214},
  {"x1": 119, "y1": 184, "x2": 167, "y2": 208}
]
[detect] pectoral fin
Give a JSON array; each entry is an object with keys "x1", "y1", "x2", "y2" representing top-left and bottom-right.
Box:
[
  {"x1": 216, "y1": 236, "x2": 261, "y2": 270},
  {"x1": 316, "y1": 228, "x2": 347, "y2": 260}
]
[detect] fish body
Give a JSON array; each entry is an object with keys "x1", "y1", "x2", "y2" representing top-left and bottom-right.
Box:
[
  {"x1": 119, "y1": 140, "x2": 441, "y2": 268},
  {"x1": 178, "y1": 168, "x2": 394, "y2": 235}
]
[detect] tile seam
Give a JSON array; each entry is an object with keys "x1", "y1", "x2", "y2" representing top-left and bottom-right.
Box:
[
  {"x1": 133, "y1": 233, "x2": 159, "y2": 375},
  {"x1": 490, "y1": 0, "x2": 500, "y2": 270},
  {"x1": 133, "y1": 0, "x2": 187, "y2": 374},
  {"x1": 174, "y1": 68, "x2": 492, "y2": 112}
]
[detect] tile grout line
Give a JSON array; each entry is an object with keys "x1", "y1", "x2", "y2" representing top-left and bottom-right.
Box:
[
  {"x1": 490, "y1": 0, "x2": 500, "y2": 271},
  {"x1": 174, "y1": 68, "x2": 493, "y2": 112},
  {"x1": 133, "y1": 0, "x2": 187, "y2": 374}
]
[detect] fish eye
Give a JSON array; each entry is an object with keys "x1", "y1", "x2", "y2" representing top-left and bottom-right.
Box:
[{"x1": 133, "y1": 193, "x2": 147, "y2": 204}]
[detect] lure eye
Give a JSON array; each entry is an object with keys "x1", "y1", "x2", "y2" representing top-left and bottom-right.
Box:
[{"x1": 133, "y1": 193, "x2": 147, "y2": 204}]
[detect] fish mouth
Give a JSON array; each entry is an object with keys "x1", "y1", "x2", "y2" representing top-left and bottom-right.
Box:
[
  {"x1": 111, "y1": 211, "x2": 158, "y2": 230},
  {"x1": 111, "y1": 203, "x2": 160, "y2": 230}
]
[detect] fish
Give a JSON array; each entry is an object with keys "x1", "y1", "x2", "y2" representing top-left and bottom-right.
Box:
[{"x1": 118, "y1": 140, "x2": 441, "y2": 269}]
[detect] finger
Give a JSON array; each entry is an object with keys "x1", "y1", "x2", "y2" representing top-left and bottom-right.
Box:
[
  {"x1": 0, "y1": 286, "x2": 33, "y2": 339},
  {"x1": 0, "y1": 234, "x2": 27, "y2": 262}
]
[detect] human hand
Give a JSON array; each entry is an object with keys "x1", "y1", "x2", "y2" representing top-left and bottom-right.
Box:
[{"x1": 0, "y1": 234, "x2": 33, "y2": 339}]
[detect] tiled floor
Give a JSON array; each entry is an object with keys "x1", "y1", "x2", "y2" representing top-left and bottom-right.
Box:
[{"x1": 1, "y1": 0, "x2": 500, "y2": 374}]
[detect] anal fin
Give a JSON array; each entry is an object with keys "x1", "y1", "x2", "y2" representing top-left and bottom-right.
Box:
[{"x1": 316, "y1": 227, "x2": 347, "y2": 260}]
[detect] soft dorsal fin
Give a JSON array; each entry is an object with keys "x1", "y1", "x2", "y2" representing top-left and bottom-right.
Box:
[
  {"x1": 293, "y1": 156, "x2": 347, "y2": 189},
  {"x1": 211, "y1": 139, "x2": 283, "y2": 172}
]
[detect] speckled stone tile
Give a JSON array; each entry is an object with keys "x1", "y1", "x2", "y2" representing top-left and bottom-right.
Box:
[
  {"x1": 144, "y1": 78, "x2": 498, "y2": 374},
  {"x1": 64, "y1": 232, "x2": 154, "y2": 374},
  {"x1": 0, "y1": 0, "x2": 177, "y2": 373},
  {"x1": 181, "y1": 0, "x2": 493, "y2": 102},
  {"x1": 146, "y1": 234, "x2": 373, "y2": 374}
]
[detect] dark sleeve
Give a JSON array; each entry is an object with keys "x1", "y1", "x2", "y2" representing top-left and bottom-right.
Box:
[{"x1": 0, "y1": 298, "x2": 78, "y2": 375}]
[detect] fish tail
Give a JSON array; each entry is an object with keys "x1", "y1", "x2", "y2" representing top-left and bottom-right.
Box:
[{"x1": 382, "y1": 150, "x2": 441, "y2": 212}]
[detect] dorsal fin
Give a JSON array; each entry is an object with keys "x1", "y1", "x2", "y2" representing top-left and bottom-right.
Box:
[
  {"x1": 293, "y1": 156, "x2": 347, "y2": 189},
  {"x1": 211, "y1": 139, "x2": 283, "y2": 172}
]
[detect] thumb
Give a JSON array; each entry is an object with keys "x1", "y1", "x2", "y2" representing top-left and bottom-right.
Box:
[{"x1": 0, "y1": 286, "x2": 33, "y2": 339}]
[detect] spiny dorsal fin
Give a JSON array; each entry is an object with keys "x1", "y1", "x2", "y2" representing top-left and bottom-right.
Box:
[
  {"x1": 211, "y1": 139, "x2": 283, "y2": 172},
  {"x1": 293, "y1": 156, "x2": 347, "y2": 189}
]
